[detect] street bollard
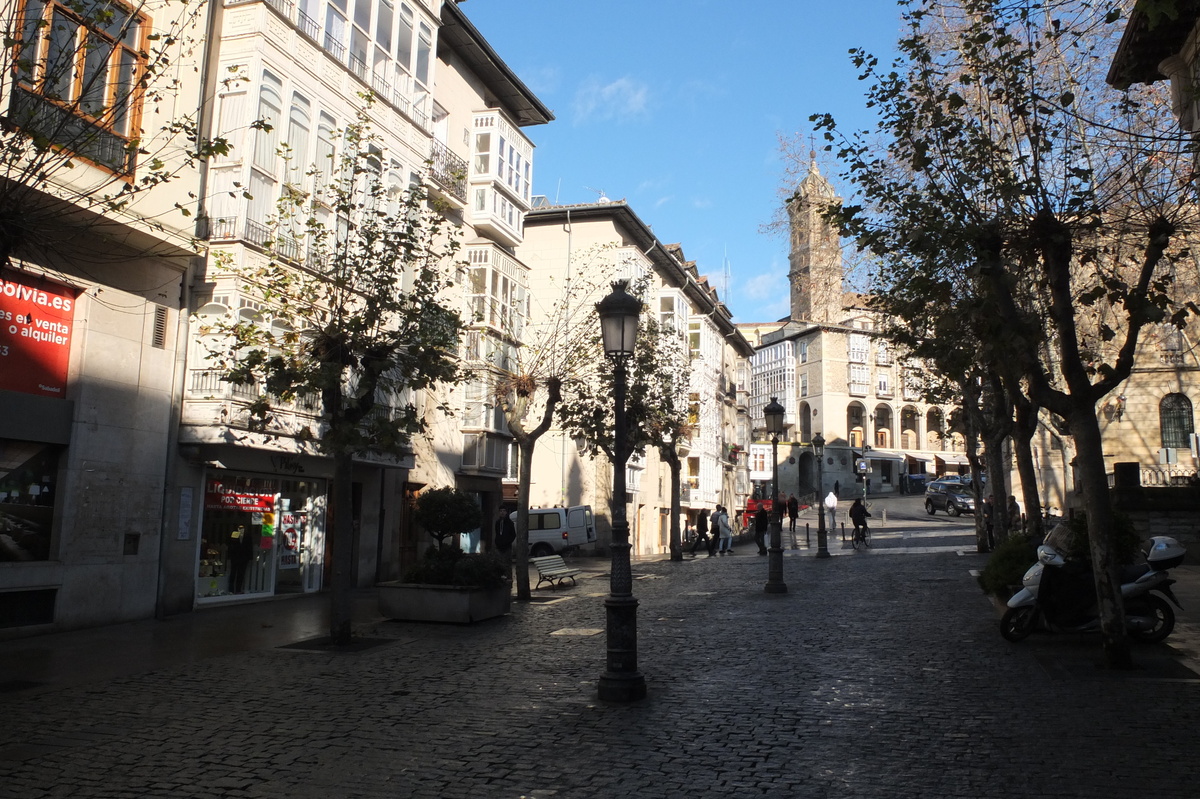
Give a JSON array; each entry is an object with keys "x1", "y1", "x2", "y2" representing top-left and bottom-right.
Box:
[
  {"x1": 806, "y1": 522, "x2": 810, "y2": 547},
  {"x1": 883, "y1": 509, "x2": 887, "y2": 526}
]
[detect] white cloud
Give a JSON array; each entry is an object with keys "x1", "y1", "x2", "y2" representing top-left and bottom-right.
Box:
[
  {"x1": 572, "y1": 76, "x2": 650, "y2": 125},
  {"x1": 743, "y1": 272, "x2": 781, "y2": 300},
  {"x1": 654, "y1": 195, "x2": 674, "y2": 209}
]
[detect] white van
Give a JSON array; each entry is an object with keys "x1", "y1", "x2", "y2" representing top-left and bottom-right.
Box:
[{"x1": 512, "y1": 506, "x2": 595, "y2": 556}]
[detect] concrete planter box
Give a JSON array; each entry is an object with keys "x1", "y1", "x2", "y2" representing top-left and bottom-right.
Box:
[{"x1": 377, "y1": 582, "x2": 511, "y2": 623}]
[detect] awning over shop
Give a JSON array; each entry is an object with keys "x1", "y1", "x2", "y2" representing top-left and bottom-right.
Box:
[
  {"x1": 906, "y1": 454, "x2": 930, "y2": 463},
  {"x1": 867, "y1": 449, "x2": 906, "y2": 462},
  {"x1": 936, "y1": 454, "x2": 970, "y2": 466}
]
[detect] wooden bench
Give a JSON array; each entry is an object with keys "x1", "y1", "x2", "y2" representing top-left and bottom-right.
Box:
[{"x1": 531, "y1": 555, "x2": 581, "y2": 590}]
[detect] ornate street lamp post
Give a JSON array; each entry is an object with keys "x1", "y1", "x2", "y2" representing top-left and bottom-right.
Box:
[
  {"x1": 813, "y1": 433, "x2": 830, "y2": 559},
  {"x1": 595, "y1": 280, "x2": 646, "y2": 702},
  {"x1": 763, "y1": 397, "x2": 787, "y2": 593}
]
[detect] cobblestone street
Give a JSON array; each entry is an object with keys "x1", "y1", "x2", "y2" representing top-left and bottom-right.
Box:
[{"x1": 4, "y1": 511, "x2": 1200, "y2": 798}]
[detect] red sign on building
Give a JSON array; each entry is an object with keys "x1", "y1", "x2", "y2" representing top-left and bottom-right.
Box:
[
  {"x1": 204, "y1": 480, "x2": 278, "y2": 512},
  {"x1": 0, "y1": 273, "x2": 76, "y2": 398}
]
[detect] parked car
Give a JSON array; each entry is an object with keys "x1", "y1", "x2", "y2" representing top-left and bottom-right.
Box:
[{"x1": 925, "y1": 480, "x2": 977, "y2": 517}]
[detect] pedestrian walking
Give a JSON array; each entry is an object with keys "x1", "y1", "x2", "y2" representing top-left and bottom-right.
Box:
[
  {"x1": 754, "y1": 505, "x2": 769, "y2": 555},
  {"x1": 716, "y1": 505, "x2": 734, "y2": 554},
  {"x1": 1007, "y1": 495, "x2": 1023, "y2": 534},
  {"x1": 494, "y1": 507, "x2": 517, "y2": 575},
  {"x1": 690, "y1": 509, "x2": 714, "y2": 557},
  {"x1": 833, "y1": 480, "x2": 840, "y2": 498},
  {"x1": 825, "y1": 491, "x2": 838, "y2": 531},
  {"x1": 494, "y1": 507, "x2": 516, "y2": 554},
  {"x1": 982, "y1": 495, "x2": 996, "y2": 551},
  {"x1": 786, "y1": 493, "x2": 799, "y2": 532}
]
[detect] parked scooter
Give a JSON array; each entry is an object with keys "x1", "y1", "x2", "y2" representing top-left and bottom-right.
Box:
[{"x1": 1000, "y1": 536, "x2": 1185, "y2": 643}]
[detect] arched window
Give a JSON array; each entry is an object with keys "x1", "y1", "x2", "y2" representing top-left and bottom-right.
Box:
[{"x1": 1160, "y1": 394, "x2": 1194, "y2": 449}]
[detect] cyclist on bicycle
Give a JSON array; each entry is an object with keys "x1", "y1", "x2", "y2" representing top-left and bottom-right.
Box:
[{"x1": 849, "y1": 498, "x2": 871, "y2": 545}]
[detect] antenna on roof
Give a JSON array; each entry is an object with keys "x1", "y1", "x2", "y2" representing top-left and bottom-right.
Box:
[
  {"x1": 722, "y1": 247, "x2": 731, "y2": 301},
  {"x1": 585, "y1": 186, "x2": 611, "y2": 204}
]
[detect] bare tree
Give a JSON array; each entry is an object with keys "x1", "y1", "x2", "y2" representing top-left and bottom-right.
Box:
[
  {"x1": 484, "y1": 245, "x2": 612, "y2": 600},
  {"x1": 812, "y1": 0, "x2": 1197, "y2": 667}
]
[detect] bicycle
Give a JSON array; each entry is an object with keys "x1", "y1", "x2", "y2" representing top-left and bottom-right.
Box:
[{"x1": 851, "y1": 523, "x2": 871, "y2": 550}]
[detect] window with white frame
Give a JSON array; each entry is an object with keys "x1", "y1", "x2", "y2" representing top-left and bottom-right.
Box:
[
  {"x1": 848, "y1": 333, "x2": 869, "y2": 363},
  {"x1": 876, "y1": 369, "x2": 892, "y2": 396},
  {"x1": 285, "y1": 93, "x2": 311, "y2": 190},
  {"x1": 467, "y1": 248, "x2": 527, "y2": 335},
  {"x1": 659, "y1": 295, "x2": 676, "y2": 330},
  {"x1": 798, "y1": 340, "x2": 808, "y2": 363},
  {"x1": 849, "y1": 363, "x2": 869, "y2": 394},
  {"x1": 800, "y1": 372, "x2": 808, "y2": 398}
]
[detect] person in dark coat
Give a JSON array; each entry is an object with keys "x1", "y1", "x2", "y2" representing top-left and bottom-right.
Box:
[
  {"x1": 786, "y1": 494, "x2": 799, "y2": 532},
  {"x1": 754, "y1": 506, "x2": 769, "y2": 555},
  {"x1": 849, "y1": 498, "x2": 871, "y2": 542},
  {"x1": 690, "y1": 509, "x2": 713, "y2": 557},
  {"x1": 494, "y1": 508, "x2": 516, "y2": 554}
]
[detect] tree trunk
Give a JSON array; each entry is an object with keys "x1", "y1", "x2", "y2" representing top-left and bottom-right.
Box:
[
  {"x1": 1011, "y1": 396, "x2": 1044, "y2": 542},
  {"x1": 329, "y1": 450, "x2": 356, "y2": 645},
  {"x1": 1034, "y1": 209, "x2": 1130, "y2": 669},
  {"x1": 1070, "y1": 404, "x2": 1132, "y2": 669},
  {"x1": 513, "y1": 438, "x2": 535, "y2": 600},
  {"x1": 983, "y1": 441, "x2": 1007, "y2": 545}
]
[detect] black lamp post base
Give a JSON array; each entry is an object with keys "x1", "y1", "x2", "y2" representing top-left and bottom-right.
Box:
[
  {"x1": 765, "y1": 520, "x2": 787, "y2": 593},
  {"x1": 598, "y1": 671, "x2": 647, "y2": 702}
]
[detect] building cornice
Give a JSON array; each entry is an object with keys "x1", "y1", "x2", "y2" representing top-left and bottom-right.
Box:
[
  {"x1": 440, "y1": 2, "x2": 554, "y2": 126},
  {"x1": 525, "y1": 200, "x2": 753, "y2": 356}
]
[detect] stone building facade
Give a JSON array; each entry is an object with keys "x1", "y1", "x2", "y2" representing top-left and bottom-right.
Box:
[{"x1": 744, "y1": 161, "x2": 965, "y2": 505}]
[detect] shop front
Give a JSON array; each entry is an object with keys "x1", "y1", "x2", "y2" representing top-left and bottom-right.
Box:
[{"x1": 197, "y1": 471, "x2": 327, "y2": 603}]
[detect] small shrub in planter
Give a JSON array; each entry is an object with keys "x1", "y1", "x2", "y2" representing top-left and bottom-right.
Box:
[
  {"x1": 402, "y1": 546, "x2": 508, "y2": 590},
  {"x1": 978, "y1": 533, "x2": 1036, "y2": 597},
  {"x1": 412, "y1": 487, "x2": 483, "y2": 551}
]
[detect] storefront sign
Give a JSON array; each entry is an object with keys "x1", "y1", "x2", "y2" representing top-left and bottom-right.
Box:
[
  {"x1": 0, "y1": 273, "x2": 76, "y2": 398},
  {"x1": 278, "y1": 512, "x2": 301, "y2": 569},
  {"x1": 204, "y1": 480, "x2": 277, "y2": 512}
]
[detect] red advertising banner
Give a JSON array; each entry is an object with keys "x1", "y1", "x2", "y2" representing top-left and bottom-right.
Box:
[
  {"x1": 204, "y1": 480, "x2": 277, "y2": 512},
  {"x1": 0, "y1": 273, "x2": 76, "y2": 398}
]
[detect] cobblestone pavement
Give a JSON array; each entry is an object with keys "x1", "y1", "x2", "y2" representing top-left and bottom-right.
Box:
[{"x1": 4, "y1": 510, "x2": 1200, "y2": 798}]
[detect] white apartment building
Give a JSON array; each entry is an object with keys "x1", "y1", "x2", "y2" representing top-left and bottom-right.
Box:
[
  {"x1": 160, "y1": 0, "x2": 550, "y2": 614},
  {"x1": 517, "y1": 201, "x2": 752, "y2": 555}
]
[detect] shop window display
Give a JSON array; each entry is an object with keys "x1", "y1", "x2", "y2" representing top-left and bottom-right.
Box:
[
  {"x1": 197, "y1": 474, "x2": 326, "y2": 599},
  {"x1": 0, "y1": 440, "x2": 59, "y2": 562},
  {"x1": 199, "y1": 475, "x2": 279, "y2": 597}
]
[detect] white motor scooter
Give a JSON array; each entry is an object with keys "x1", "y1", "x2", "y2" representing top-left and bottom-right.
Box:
[{"x1": 1000, "y1": 536, "x2": 1185, "y2": 643}]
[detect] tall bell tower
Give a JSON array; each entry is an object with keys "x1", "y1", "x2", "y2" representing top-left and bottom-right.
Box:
[{"x1": 787, "y1": 157, "x2": 843, "y2": 324}]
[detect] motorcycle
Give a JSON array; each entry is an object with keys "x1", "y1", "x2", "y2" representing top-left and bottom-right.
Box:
[{"x1": 1000, "y1": 536, "x2": 1185, "y2": 643}]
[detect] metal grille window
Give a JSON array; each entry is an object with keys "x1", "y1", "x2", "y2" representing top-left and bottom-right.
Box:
[
  {"x1": 1160, "y1": 393, "x2": 1194, "y2": 449},
  {"x1": 151, "y1": 306, "x2": 168, "y2": 349}
]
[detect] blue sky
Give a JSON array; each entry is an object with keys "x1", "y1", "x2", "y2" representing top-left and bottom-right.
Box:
[{"x1": 464, "y1": 1, "x2": 906, "y2": 323}]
